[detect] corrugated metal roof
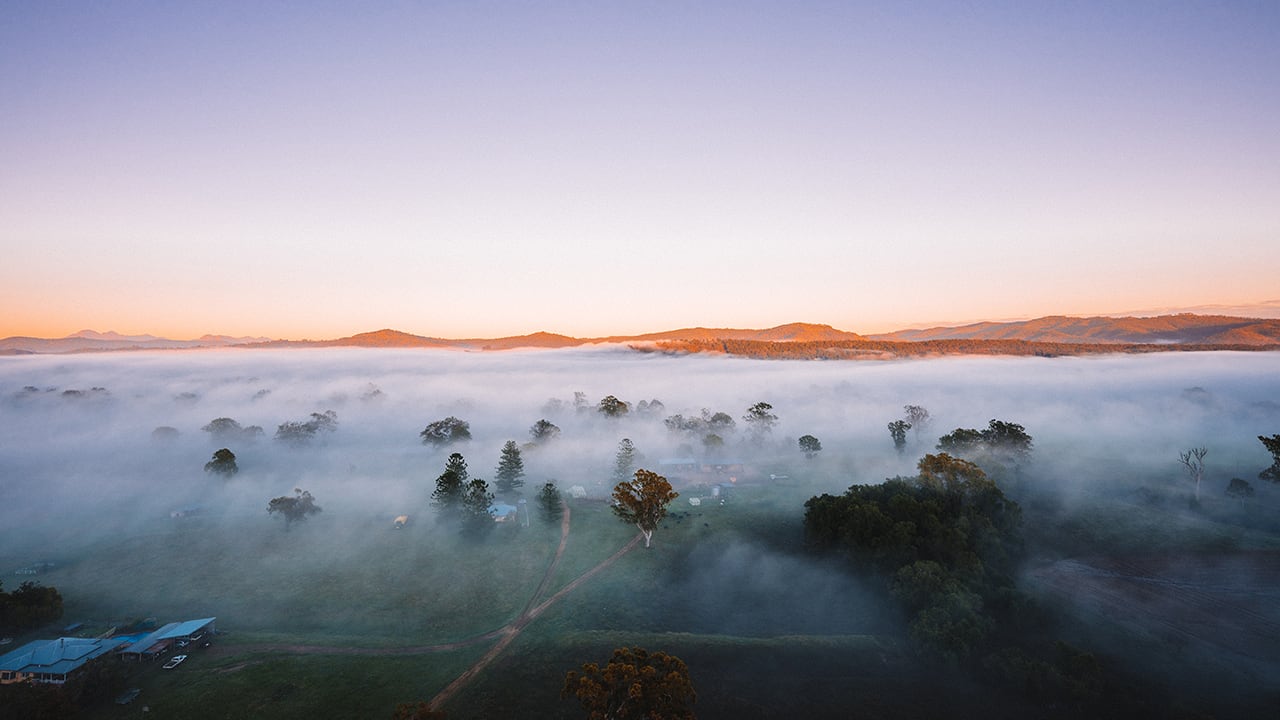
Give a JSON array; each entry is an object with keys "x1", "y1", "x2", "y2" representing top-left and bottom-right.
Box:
[
  {"x1": 157, "y1": 617, "x2": 215, "y2": 639},
  {"x1": 0, "y1": 637, "x2": 128, "y2": 676}
]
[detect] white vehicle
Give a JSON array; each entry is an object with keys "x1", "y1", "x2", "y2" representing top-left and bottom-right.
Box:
[{"x1": 162, "y1": 654, "x2": 187, "y2": 669}]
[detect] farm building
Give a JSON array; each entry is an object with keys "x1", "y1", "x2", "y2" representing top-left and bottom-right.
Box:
[
  {"x1": 117, "y1": 617, "x2": 216, "y2": 661},
  {"x1": 0, "y1": 636, "x2": 129, "y2": 685}
]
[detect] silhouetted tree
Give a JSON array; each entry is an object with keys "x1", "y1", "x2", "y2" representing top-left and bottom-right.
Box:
[
  {"x1": 1226, "y1": 477, "x2": 1255, "y2": 507},
  {"x1": 563, "y1": 646, "x2": 696, "y2": 720},
  {"x1": 204, "y1": 448, "x2": 238, "y2": 477},
  {"x1": 798, "y1": 434, "x2": 822, "y2": 459},
  {"x1": 904, "y1": 404, "x2": 931, "y2": 439},
  {"x1": 612, "y1": 469, "x2": 678, "y2": 548},
  {"x1": 432, "y1": 453, "x2": 469, "y2": 514},
  {"x1": 597, "y1": 395, "x2": 630, "y2": 418},
  {"x1": 743, "y1": 401, "x2": 778, "y2": 441},
  {"x1": 888, "y1": 420, "x2": 911, "y2": 453},
  {"x1": 267, "y1": 488, "x2": 322, "y2": 529},
  {"x1": 460, "y1": 478, "x2": 496, "y2": 537},
  {"x1": 494, "y1": 440, "x2": 526, "y2": 494},
  {"x1": 419, "y1": 416, "x2": 471, "y2": 446},
  {"x1": 275, "y1": 410, "x2": 337, "y2": 446},
  {"x1": 1258, "y1": 434, "x2": 1280, "y2": 481},
  {"x1": 529, "y1": 419, "x2": 561, "y2": 444},
  {"x1": 1178, "y1": 447, "x2": 1208, "y2": 502},
  {"x1": 202, "y1": 417, "x2": 264, "y2": 443},
  {"x1": 538, "y1": 482, "x2": 563, "y2": 523}
]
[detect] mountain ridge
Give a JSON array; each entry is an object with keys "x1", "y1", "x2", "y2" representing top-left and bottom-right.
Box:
[{"x1": 3, "y1": 315, "x2": 1279, "y2": 355}]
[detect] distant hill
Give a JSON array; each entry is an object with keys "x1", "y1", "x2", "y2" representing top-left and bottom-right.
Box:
[
  {"x1": 3, "y1": 316, "x2": 1278, "y2": 356},
  {"x1": 869, "y1": 314, "x2": 1280, "y2": 345}
]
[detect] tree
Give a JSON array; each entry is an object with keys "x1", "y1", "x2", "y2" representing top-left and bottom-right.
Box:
[
  {"x1": 702, "y1": 433, "x2": 724, "y2": 456},
  {"x1": 1226, "y1": 478, "x2": 1255, "y2": 507},
  {"x1": 275, "y1": 410, "x2": 338, "y2": 446},
  {"x1": 1259, "y1": 434, "x2": 1280, "y2": 482},
  {"x1": 460, "y1": 478, "x2": 496, "y2": 537},
  {"x1": 613, "y1": 438, "x2": 637, "y2": 484},
  {"x1": 530, "y1": 419, "x2": 561, "y2": 444},
  {"x1": 202, "y1": 417, "x2": 264, "y2": 443},
  {"x1": 538, "y1": 482, "x2": 563, "y2": 523},
  {"x1": 743, "y1": 401, "x2": 778, "y2": 441},
  {"x1": 798, "y1": 434, "x2": 822, "y2": 459},
  {"x1": 611, "y1": 469, "x2": 678, "y2": 548},
  {"x1": 904, "y1": 405, "x2": 931, "y2": 439},
  {"x1": 597, "y1": 395, "x2": 630, "y2": 418},
  {"x1": 562, "y1": 646, "x2": 696, "y2": 720},
  {"x1": 1178, "y1": 447, "x2": 1208, "y2": 502},
  {"x1": 267, "y1": 488, "x2": 322, "y2": 529},
  {"x1": 703, "y1": 409, "x2": 735, "y2": 434},
  {"x1": 888, "y1": 420, "x2": 911, "y2": 453},
  {"x1": 419, "y1": 416, "x2": 471, "y2": 446},
  {"x1": 937, "y1": 428, "x2": 985, "y2": 455},
  {"x1": 204, "y1": 448, "x2": 238, "y2": 477},
  {"x1": 432, "y1": 453, "x2": 469, "y2": 514},
  {"x1": 494, "y1": 440, "x2": 526, "y2": 494}
]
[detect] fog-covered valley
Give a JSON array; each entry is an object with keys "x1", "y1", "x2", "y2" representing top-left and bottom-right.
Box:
[{"x1": 2, "y1": 347, "x2": 1279, "y2": 718}]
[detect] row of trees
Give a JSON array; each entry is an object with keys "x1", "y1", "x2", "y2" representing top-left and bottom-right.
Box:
[
  {"x1": 0, "y1": 580, "x2": 63, "y2": 633},
  {"x1": 202, "y1": 411, "x2": 338, "y2": 446}
]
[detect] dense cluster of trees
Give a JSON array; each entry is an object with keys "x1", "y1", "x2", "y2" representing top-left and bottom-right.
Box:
[
  {"x1": 202, "y1": 417, "x2": 264, "y2": 443},
  {"x1": 0, "y1": 580, "x2": 63, "y2": 633},
  {"x1": 1259, "y1": 434, "x2": 1280, "y2": 481}
]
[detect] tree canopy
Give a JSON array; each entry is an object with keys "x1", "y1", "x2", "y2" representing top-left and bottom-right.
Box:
[
  {"x1": 274, "y1": 410, "x2": 338, "y2": 446},
  {"x1": 888, "y1": 420, "x2": 911, "y2": 453},
  {"x1": 804, "y1": 453, "x2": 1022, "y2": 660},
  {"x1": 597, "y1": 395, "x2": 630, "y2": 418},
  {"x1": 562, "y1": 646, "x2": 696, "y2": 720},
  {"x1": 267, "y1": 488, "x2": 322, "y2": 529},
  {"x1": 204, "y1": 448, "x2": 238, "y2": 477},
  {"x1": 420, "y1": 416, "x2": 472, "y2": 446},
  {"x1": 0, "y1": 580, "x2": 64, "y2": 633},
  {"x1": 530, "y1": 419, "x2": 561, "y2": 444},
  {"x1": 1258, "y1": 434, "x2": 1280, "y2": 481},
  {"x1": 612, "y1": 469, "x2": 678, "y2": 548},
  {"x1": 798, "y1": 434, "x2": 822, "y2": 458},
  {"x1": 742, "y1": 401, "x2": 778, "y2": 441}
]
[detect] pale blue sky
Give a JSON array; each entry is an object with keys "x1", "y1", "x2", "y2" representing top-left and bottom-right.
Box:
[{"x1": 2, "y1": 1, "x2": 1277, "y2": 339}]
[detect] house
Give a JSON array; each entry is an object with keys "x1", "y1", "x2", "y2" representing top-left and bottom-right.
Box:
[
  {"x1": 0, "y1": 637, "x2": 129, "y2": 685},
  {"x1": 117, "y1": 617, "x2": 216, "y2": 661},
  {"x1": 488, "y1": 503, "x2": 518, "y2": 522}
]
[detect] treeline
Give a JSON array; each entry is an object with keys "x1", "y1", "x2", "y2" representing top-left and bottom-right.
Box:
[
  {"x1": 641, "y1": 337, "x2": 1280, "y2": 360},
  {"x1": 0, "y1": 580, "x2": 63, "y2": 633},
  {"x1": 803, "y1": 450, "x2": 1202, "y2": 716}
]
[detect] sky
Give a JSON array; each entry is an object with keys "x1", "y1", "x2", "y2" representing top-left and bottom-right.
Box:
[{"x1": 1, "y1": 1, "x2": 1277, "y2": 340}]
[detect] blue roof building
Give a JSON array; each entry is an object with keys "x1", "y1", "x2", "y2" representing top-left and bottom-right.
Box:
[
  {"x1": 119, "y1": 617, "x2": 216, "y2": 659},
  {"x1": 0, "y1": 637, "x2": 129, "y2": 685}
]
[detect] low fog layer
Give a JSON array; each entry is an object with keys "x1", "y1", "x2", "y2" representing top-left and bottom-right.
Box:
[{"x1": 2, "y1": 348, "x2": 1278, "y2": 556}]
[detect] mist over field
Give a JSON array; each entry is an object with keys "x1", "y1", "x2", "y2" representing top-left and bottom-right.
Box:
[
  {"x1": 3, "y1": 348, "x2": 1276, "y2": 536},
  {"x1": 2, "y1": 347, "x2": 1279, "y2": 717}
]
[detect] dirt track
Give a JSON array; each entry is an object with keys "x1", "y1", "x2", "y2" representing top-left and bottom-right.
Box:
[{"x1": 205, "y1": 506, "x2": 642, "y2": 711}]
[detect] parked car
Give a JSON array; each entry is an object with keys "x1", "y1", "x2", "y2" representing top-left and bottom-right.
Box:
[{"x1": 162, "y1": 655, "x2": 187, "y2": 669}]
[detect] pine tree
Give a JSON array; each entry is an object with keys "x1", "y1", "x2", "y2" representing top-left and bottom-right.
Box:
[
  {"x1": 494, "y1": 440, "x2": 525, "y2": 494},
  {"x1": 613, "y1": 438, "x2": 637, "y2": 484},
  {"x1": 432, "y1": 453, "x2": 468, "y2": 514}
]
